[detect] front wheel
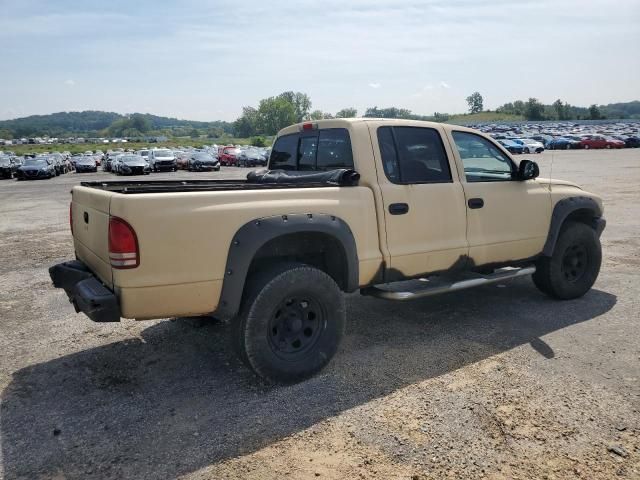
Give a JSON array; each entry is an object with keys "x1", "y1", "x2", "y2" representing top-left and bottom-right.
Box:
[
  {"x1": 233, "y1": 263, "x2": 346, "y2": 383},
  {"x1": 533, "y1": 221, "x2": 601, "y2": 299}
]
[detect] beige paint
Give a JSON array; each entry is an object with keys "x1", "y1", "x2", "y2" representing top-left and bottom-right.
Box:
[{"x1": 70, "y1": 118, "x2": 603, "y2": 320}]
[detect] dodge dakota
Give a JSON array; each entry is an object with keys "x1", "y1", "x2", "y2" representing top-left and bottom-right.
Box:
[{"x1": 50, "y1": 119, "x2": 605, "y2": 382}]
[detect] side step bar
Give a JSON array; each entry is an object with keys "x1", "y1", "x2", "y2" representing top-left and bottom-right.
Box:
[{"x1": 362, "y1": 266, "x2": 536, "y2": 301}]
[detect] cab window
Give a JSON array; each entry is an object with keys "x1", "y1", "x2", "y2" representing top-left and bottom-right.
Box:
[
  {"x1": 269, "y1": 128, "x2": 354, "y2": 171},
  {"x1": 452, "y1": 131, "x2": 515, "y2": 182},
  {"x1": 377, "y1": 126, "x2": 452, "y2": 184}
]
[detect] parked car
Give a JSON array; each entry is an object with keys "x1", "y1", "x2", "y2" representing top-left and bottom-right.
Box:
[
  {"x1": 0, "y1": 156, "x2": 19, "y2": 178},
  {"x1": 238, "y1": 148, "x2": 267, "y2": 167},
  {"x1": 580, "y1": 135, "x2": 624, "y2": 149},
  {"x1": 15, "y1": 157, "x2": 56, "y2": 180},
  {"x1": 75, "y1": 156, "x2": 98, "y2": 173},
  {"x1": 187, "y1": 152, "x2": 220, "y2": 171},
  {"x1": 175, "y1": 151, "x2": 191, "y2": 170},
  {"x1": 50, "y1": 118, "x2": 605, "y2": 383},
  {"x1": 549, "y1": 137, "x2": 581, "y2": 150},
  {"x1": 514, "y1": 138, "x2": 545, "y2": 154},
  {"x1": 498, "y1": 139, "x2": 524, "y2": 154},
  {"x1": 114, "y1": 154, "x2": 150, "y2": 175},
  {"x1": 219, "y1": 146, "x2": 241, "y2": 166},
  {"x1": 149, "y1": 149, "x2": 177, "y2": 172},
  {"x1": 136, "y1": 149, "x2": 151, "y2": 163},
  {"x1": 616, "y1": 135, "x2": 640, "y2": 148}
]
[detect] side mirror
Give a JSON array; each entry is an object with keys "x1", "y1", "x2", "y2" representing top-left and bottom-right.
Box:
[{"x1": 517, "y1": 159, "x2": 539, "y2": 180}]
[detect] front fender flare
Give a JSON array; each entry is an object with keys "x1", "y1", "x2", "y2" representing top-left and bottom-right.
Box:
[
  {"x1": 542, "y1": 196, "x2": 604, "y2": 256},
  {"x1": 214, "y1": 213, "x2": 359, "y2": 320}
]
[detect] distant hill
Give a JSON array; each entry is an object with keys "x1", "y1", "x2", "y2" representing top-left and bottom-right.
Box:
[{"x1": 0, "y1": 111, "x2": 233, "y2": 138}]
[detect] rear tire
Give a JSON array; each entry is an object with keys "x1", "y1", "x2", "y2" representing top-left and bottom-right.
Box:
[
  {"x1": 233, "y1": 263, "x2": 345, "y2": 383},
  {"x1": 533, "y1": 221, "x2": 601, "y2": 299}
]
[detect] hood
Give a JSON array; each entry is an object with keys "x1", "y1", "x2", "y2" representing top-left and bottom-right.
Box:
[
  {"x1": 536, "y1": 178, "x2": 582, "y2": 189},
  {"x1": 20, "y1": 164, "x2": 48, "y2": 171}
]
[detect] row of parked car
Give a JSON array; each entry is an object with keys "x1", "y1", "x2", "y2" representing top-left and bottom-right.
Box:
[
  {"x1": 477, "y1": 121, "x2": 640, "y2": 154},
  {"x1": 0, "y1": 143, "x2": 273, "y2": 180}
]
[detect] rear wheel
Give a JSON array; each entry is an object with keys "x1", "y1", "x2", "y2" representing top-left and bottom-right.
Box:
[
  {"x1": 533, "y1": 221, "x2": 601, "y2": 299},
  {"x1": 233, "y1": 263, "x2": 345, "y2": 383}
]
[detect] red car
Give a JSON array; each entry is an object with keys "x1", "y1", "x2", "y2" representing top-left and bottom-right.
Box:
[
  {"x1": 580, "y1": 135, "x2": 625, "y2": 149},
  {"x1": 218, "y1": 146, "x2": 241, "y2": 166}
]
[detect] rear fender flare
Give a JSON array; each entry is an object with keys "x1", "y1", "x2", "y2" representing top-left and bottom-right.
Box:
[{"x1": 215, "y1": 213, "x2": 358, "y2": 320}]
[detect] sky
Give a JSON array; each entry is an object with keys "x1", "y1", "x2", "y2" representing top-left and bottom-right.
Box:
[{"x1": 0, "y1": 0, "x2": 638, "y2": 122}]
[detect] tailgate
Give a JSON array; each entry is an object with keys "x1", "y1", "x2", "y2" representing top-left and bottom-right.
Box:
[{"x1": 71, "y1": 186, "x2": 113, "y2": 288}]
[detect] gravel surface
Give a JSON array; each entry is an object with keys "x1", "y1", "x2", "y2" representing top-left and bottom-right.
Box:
[{"x1": 0, "y1": 152, "x2": 639, "y2": 480}]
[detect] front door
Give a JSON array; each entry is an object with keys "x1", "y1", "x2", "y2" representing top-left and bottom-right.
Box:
[
  {"x1": 446, "y1": 130, "x2": 551, "y2": 267},
  {"x1": 370, "y1": 123, "x2": 469, "y2": 279}
]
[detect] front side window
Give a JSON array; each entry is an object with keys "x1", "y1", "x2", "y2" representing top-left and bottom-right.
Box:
[
  {"x1": 269, "y1": 128, "x2": 354, "y2": 171},
  {"x1": 377, "y1": 126, "x2": 452, "y2": 184},
  {"x1": 452, "y1": 131, "x2": 515, "y2": 182}
]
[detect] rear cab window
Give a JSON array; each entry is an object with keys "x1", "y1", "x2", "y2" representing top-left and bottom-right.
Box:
[
  {"x1": 376, "y1": 126, "x2": 452, "y2": 184},
  {"x1": 269, "y1": 128, "x2": 354, "y2": 171}
]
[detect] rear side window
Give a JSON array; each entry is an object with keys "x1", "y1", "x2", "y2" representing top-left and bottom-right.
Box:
[
  {"x1": 377, "y1": 126, "x2": 452, "y2": 184},
  {"x1": 269, "y1": 128, "x2": 354, "y2": 171}
]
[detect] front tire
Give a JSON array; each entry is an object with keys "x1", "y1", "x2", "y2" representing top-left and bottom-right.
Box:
[
  {"x1": 533, "y1": 221, "x2": 601, "y2": 299},
  {"x1": 233, "y1": 263, "x2": 346, "y2": 383}
]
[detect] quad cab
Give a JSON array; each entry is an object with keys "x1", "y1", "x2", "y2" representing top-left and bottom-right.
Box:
[{"x1": 50, "y1": 119, "x2": 605, "y2": 383}]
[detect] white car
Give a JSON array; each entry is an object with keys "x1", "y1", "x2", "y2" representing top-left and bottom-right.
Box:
[{"x1": 518, "y1": 138, "x2": 545, "y2": 154}]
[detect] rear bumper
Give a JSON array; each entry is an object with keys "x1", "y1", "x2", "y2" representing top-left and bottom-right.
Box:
[{"x1": 49, "y1": 260, "x2": 121, "y2": 322}]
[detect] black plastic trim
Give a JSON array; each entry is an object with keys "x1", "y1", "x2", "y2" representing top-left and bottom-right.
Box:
[
  {"x1": 215, "y1": 214, "x2": 359, "y2": 320},
  {"x1": 542, "y1": 196, "x2": 605, "y2": 256},
  {"x1": 49, "y1": 260, "x2": 121, "y2": 322}
]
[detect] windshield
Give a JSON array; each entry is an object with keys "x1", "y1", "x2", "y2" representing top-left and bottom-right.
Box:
[
  {"x1": 193, "y1": 153, "x2": 214, "y2": 161},
  {"x1": 24, "y1": 159, "x2": 48, "y2": 166},
  {"x1": 122, "y1": 156, "x2": 143, "y2": 164},
  {"x1": 0, "y1": 157, "x2": 11, "y2": 166},
  {"x1": 154, "y1": 150, "x2": 173, "y2": 157},
  {"x1": 78, "y1": 157, "x2": 95, "y2": 164}
]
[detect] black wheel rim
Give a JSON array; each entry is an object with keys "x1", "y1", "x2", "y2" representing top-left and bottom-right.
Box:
[
  {"x1": 267, "y1": 294, "x2": 326, "y2": 361},
  {"x1": 561, "y1": 243, "x2": 588, "y2": 283}
]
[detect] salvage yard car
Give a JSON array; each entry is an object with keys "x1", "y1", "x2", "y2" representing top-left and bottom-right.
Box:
[
  {"x1": 49, "y1": 119, "x2": 605, "y2": 383},
  {"x1": 16, "y1": 157, "x2": 56, "y2": 179},
  {"x1": 113, "y1": 154, "x2": 151, "y2": 175},
  {"x1": 187, "y1": 152, "x2": 220, "y2": 171}
]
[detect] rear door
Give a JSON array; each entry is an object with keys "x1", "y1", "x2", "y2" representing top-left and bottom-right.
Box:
[{"x1": 369, "y1": 123, "x2": 468, "y2": 279}]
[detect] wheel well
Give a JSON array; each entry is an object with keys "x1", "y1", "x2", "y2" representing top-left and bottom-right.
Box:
[
  {"x1": 563, "y1": 208, "x2": 598, "y2": 230},
  {"x1": 248, "y1": 232, "x2": 349, "y2": 291}
]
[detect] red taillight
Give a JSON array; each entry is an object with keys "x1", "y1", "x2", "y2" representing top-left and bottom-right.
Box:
[
  {"x1": 69, "y1": 202, "x2": 73, "y2": 235},
  {"x1": 108, "y1": 216, "x2": 139, "y2": 269},
  {"x1": 302, "y1": 122, "x2": 315, "y2": 131}
]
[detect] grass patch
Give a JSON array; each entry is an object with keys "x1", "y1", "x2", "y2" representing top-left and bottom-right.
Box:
[{"x1": 445, "y1": 111, "x2": 524, "y2": 125}]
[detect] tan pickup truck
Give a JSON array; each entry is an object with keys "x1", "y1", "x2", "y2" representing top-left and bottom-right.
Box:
[{"x1": 50, "y1": 119, "x2": 605, "y2": 382}]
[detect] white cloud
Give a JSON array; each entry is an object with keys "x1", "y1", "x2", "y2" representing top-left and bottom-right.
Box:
[
  {"x1": 368, "y1": 82, "x2": 381, "y2": 89},
  {"x1": 64, "y1": 79, "x2": 76, "y2": 86},
  {"x1": 424, "y1": 84, "x2": 434, "y2": 90},
  {"x1": 439, "y1": 81, "x2": 450, "y2": 89}
]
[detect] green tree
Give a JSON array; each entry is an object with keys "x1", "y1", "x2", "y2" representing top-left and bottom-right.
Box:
[
  {"x1": 336, "y1": 108, "x2": 358, "y2": 118},
  {"x1": 251, "y1": 136, "x2": 267, "y2": 147},
  {"x1": 589, "y1": 104, "x2": 603, "y2": 120},
  {"x1": 257, "y1": 96, "x2": 297, "y2": 135},
  {"x1": 129, "y1": 113, "x2": 151, "y2": 133},
  {"x1": 552, "y1": 99, "x2": 567, "y2": 120},
  {"x1": 433, "y1": 112, "x2": 449, "y2": 122},
  {"x1": 524, "y1": 98, "x2": 545, "y2": 120},
  {"x1": 466, "y1": 92, "x2": 484, "y2": 114},
  {"x1": 189, "y1": 128, "x2": 200, "y2": 138},
  {"x1": 233, "y1": 106, "x2": 259, "y2": 137},
  {"x1": 278, "y1": 91, "x2": 311, "y2": 122},
  {"x1": 309, "y1": 110, "x2": 325, "y2": 120}
]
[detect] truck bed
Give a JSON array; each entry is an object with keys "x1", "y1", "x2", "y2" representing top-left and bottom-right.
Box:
[{"x1": 80, "y1": 179, "x2": 349, "y2": 194}]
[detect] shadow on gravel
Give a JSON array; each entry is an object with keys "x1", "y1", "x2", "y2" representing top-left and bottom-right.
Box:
[{"x1": 1, "y1": 280, "x2": 616, "y2": 479}]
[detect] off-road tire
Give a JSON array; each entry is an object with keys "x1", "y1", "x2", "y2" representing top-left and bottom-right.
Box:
[
  {"x1": 533, "y1": 221, "x2": 601, "y2": 299},
  {"x1": 233, "y1": 262, "x2": 345, "y2": 383}
]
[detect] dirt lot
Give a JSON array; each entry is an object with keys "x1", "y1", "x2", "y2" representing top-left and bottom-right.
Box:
[{"x1": 1, "y1": 151, "x2": 639, "y2": 480}]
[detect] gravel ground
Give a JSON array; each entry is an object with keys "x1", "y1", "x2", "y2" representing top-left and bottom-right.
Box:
[{"x1": 0, "y1": 151, "x2": 639, "y2": 480}]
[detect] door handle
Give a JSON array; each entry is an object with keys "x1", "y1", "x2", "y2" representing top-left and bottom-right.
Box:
[
  {"x1": 468, "y1": 198, "x2": 484, "y2": 209},
  {"x1": 389, "y1": 203, "x2": 409, "y2": 215}
]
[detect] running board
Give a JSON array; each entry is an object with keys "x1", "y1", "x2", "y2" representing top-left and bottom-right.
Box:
[{"x1": 362, "y1": 266, "x2": 536, "y2": 301}]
